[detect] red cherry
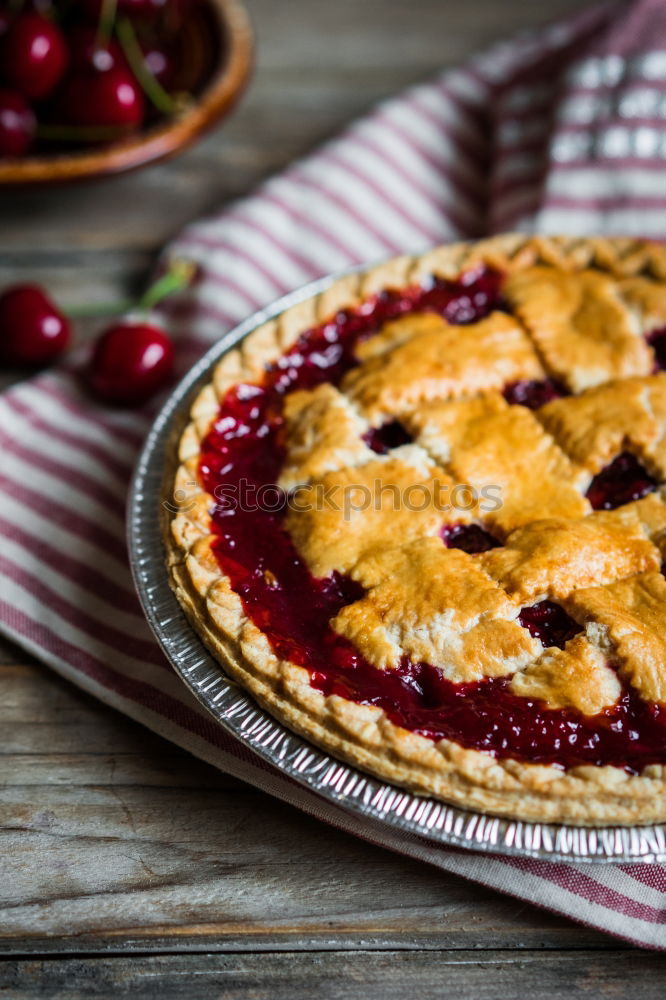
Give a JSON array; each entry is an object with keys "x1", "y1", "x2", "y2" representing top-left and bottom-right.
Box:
[
  {"x1": 88, "y1": 322, "x2": 174, "y2": 404},
  {"x1": 0, "y1": 89, "x2": 36, "y2": 157},
  {"x1": 0, "y1": 285, "x2": 71, "y2": 366},
  {"x1": 59, "y1": 64, "x2": 144, "y2": 130},
  {"x1": 67, "y1": 24, "x2": 123, "y2": 73},
  {"x1": 2, "y1": 13, "x2": 68, "y2": 99}
]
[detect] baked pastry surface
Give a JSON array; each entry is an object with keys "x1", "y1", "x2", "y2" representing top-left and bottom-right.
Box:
[{"x1": 166, "y1": 235, "x2": 666, "y2": 825}]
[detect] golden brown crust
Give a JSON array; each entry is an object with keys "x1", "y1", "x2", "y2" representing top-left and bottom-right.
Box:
[
  {"x1": 538, "y1": 375, "x2": 666, "y2": 477},
  {"x1": 503, "y1": 266, "x2": 654, "y2": 392},
  {"x1": 166, "y1": 235, "x2": 666, "y2": 826},
  {"x1": 342, "y1": 312, "x2": 544, "y2": 421},
  {"x1": 278, "y1": 384, "x2": 374, "y2": 491},
  {"x1": 510, "y1": 634, "x2": 622, "y2": 715},
  {"x1": 564, "y1": 572, "x2": 666, "y2": 705},
  {"x1": 332, "y1": 539, "x2": 541, "y2": 679},
  {"x1": 479, "y1": 509, "x2": 661, "y2": 604},
  {"x1": 406, "y1": 391, "x2": 591, "y2": 534},
  {"x1": 283, "y1": 450, "x2": 456, "y2": 577}
]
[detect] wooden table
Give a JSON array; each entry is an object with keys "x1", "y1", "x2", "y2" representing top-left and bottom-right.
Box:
[{"x1": 3, "y1": 1, "x2": 666, "y2": 995}]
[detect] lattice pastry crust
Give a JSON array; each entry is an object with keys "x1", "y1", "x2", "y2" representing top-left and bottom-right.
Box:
[{"x1": 166, "y1": 235, "x2": 666, "y2": 825}]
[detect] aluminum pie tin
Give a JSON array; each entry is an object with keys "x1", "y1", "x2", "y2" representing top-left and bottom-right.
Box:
[{"x1": 128, "y1": 272, "x2": 666, "y2": 865}]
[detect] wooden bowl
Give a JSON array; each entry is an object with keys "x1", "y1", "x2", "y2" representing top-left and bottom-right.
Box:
[{"x1": 0, "y1": 0, "x2": 253, "y2": 186}]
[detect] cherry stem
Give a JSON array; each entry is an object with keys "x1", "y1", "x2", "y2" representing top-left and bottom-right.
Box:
[
  {"x1": 139, "y1": 258, "x2": 197, "y2": 311},
  {"x1": 95, "y1": 0, "x2": 118, "y2": 50},
  {"x1": 66, "y1": 258, "x2": 196, "y2": 319},
  {"x1": 115, "y1": 15, "x2": 179, "y2": 116}
]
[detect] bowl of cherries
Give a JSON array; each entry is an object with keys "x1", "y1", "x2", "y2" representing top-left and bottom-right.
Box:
[{"x1": 0, "y1": 0, "x2": 253, "y2": 184}]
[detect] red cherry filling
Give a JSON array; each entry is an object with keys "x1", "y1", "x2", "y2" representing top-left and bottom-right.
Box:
[
  {"x1": 647, "y1": 327, "x2": 666, "y2": 371},
  {"x1": 199, "y1": 268, "x2": 666, "y2": 771},
  {"x1": 318, "y1": 663, "x2": 666, "y2": 769},
  {"x1": 503, "y1": 378, "x2": 566, "y2": 409},
  {"x1": 518, "y1": 600, "x2": 582, "y2": 649},
  {"x1": 441, "y1": 523, "x2": 501, "y2": 554},
  {"x1": 363, "y1": 420, "x2": 412, "y2": 454},
  {"x1": 0, "y1": 88, "x2": 36, "y2": 157},
  {"x1": 0, "y1": 284, "x2": 70, "y2": 365},
  {"x1": 417, "y1": 268, "x2": 505, "y2": 324},
  {"x1": 586, "y1": 452, "x2": 657, "y2": 511},
  {"x1": 2, "y1": 13, "x2": 68, "y2": 100}
]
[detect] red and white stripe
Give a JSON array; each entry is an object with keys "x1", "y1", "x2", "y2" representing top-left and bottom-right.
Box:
[{"x1": 2, "y1": 0, "x2": 666, "y2": 948}]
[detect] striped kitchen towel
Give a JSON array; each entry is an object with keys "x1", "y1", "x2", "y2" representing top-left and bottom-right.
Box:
[{"x1": 3, "y1": 0, "x2": 666, "y2": 947}]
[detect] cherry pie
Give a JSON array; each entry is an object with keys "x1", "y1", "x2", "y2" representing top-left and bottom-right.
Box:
[{"x1": 167, "y1": 235, "x2": 666, "y2": 825}]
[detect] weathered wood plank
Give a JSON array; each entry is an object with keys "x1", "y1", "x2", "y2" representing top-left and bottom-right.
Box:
[{"x1": 3, "y1": 950, "x2": 666, "y2": 1000}]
